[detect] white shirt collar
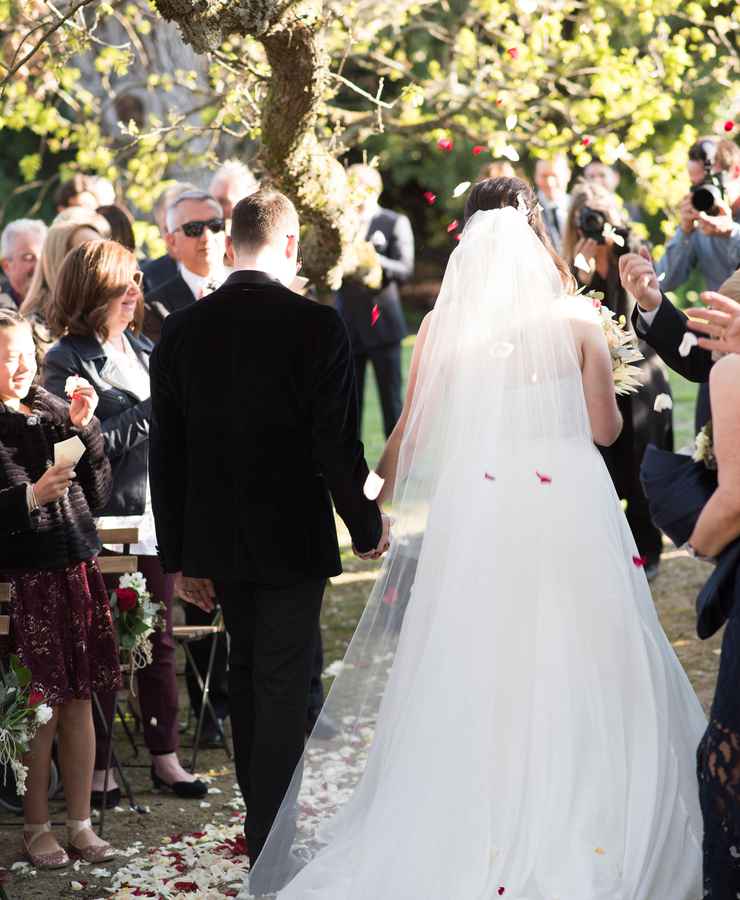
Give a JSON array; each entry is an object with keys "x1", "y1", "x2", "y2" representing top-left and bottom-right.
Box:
[{"x1": 178, "y1": 263, "x2": 224, "y2": 300}]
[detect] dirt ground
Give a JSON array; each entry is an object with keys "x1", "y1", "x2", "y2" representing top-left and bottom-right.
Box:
[{"x1": 0, "y1": 546, "x2": 721, "y2": 899}]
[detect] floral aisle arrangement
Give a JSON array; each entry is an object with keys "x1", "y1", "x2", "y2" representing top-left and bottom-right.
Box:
[
  {"x1": 585, "y1": 291, "x2": 644, "y2": 395},
  {"x1": 109, "y1": 572, "x2": 164, "y2": 687},
  {"x1": 0, "y1": 656, "x2": 53, "y2": 795}
]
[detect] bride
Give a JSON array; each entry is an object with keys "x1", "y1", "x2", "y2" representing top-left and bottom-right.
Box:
[{"x1": 242, "y1": 177, "x2": 705, "y2": 900}]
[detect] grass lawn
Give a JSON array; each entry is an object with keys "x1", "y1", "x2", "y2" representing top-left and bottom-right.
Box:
[{"x1": 359, "y1": 332, "x2": 700, "y2": 466}]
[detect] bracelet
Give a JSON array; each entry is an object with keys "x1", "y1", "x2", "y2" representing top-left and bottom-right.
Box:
[
  {"x1": 683, "y1": 542, "x2": 716, "y2": 565},
  {"x1": 26, "y1": 483, "x2": 40, "y2": 513}
]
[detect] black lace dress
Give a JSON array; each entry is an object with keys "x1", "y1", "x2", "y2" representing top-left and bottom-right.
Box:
[{"x1": 698, "y1": 561, "x2": 740, "y2": 898}]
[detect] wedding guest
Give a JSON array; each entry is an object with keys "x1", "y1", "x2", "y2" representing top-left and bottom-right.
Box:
[
  {"x1": 55, "y1": 175, "x2": 99, "y2": 213},
  {"x1": 0, "y1": 309, "x2": 118, "y2": 867},
  {"x1": 209, "y1": 160, "x2": 259, "y2": 223},
  {"x1": 20, "y1": 215, "x2": 111, "y2": 362},
  {"x1": 141, "y1": 181, "x2": 197, "y2": 294},
  {"x1": 43, "y1": 240, "x2": 207, "y2": 803},
  {"x1": 534, "y1": 155, "x2": 571, "y2": 253},
  {"x1": 336, "y1": 164, "x2": 414, "y2": 438},
  {"x1": 477, "y1": 160, "x2": 517, "y2": 180},
  {"x1": 97, "y1": 204, "x2": 136, "y2": 253},
  {"x1": 687, "y1": 352, "x2": 740, "y2": 895},
  {"x1": 687, "y1": 289, "x2": 740, "y2": 355},
  {"x1": 563, "y1": 180, "x2": 673, "y2": 579},
  {"x1": 143, "y1": 190, "x2": 226, "y2": 343},
  {"x1": 0, "y1": 220, "x2": 47, "y2": 310}
]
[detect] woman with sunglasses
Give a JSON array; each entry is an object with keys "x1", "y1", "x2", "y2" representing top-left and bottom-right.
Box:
[{"x1": 43, "y1": 240, "x2": 207, "y2": 805}]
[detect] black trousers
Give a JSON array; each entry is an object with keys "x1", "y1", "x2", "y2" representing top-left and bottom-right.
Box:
[
  {"x1": 217, "y1": 576, "x2": 325, "y2": 857},
  {"x1": 183, "y1": 602, "x2": 230, "y2": 723},
  {"x1": 354, "y1": 343, "x2": 403, "y2": 438}
]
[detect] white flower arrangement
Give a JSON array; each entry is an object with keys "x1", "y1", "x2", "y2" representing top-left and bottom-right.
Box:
[{"x1": 0, "y1": 657, "x2": 49, "y2": 795}]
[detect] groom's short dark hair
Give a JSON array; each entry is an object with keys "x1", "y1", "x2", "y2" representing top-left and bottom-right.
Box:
[{"x1": 231, "y1": 190, "x2": 297, "y2": 251}]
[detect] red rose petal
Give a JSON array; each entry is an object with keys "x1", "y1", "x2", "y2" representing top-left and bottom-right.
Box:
[
  {"x1": 472, "y1": 145, "x2": 486, "y2": 155},
  {"x1": 383, "y1": 587, "x2": 399, "y2": 607},
  {"x1": 437, "y1": 137, "x2": 454, "y2": 152},
  {"x1": 724, "y1": 120, "x2": 735, "y2": 132},
  {"x1": 581, "y1": 136, "x2": 592, "y2": 146},
  {"x1": 632, "y1": 555, "x2": 647, "y2": 568},
  {"x1": 423, "y1": 190, "x2": 437, "y2": 205},
  {"x1": 498, "y1": 889, "x2": 506, "y2": 897},
  {"x1": 455, "y1": 234, "x2": 462, "y2": 241},
  {"x1": 371, "y1": 304, "x2": 380, "y2": 327},
  {"x1": 535, "y1": 471, "x2": 552, "y2": 484},
  {"x1": 484, "y1": 472, "x2": 496, "y2": 481},
  {"x1": 447, "y1": 219, "x2": 459, "y2": 233},
  {"x1": 507, "y1": 47, "x2": 519, "y2": 59}
]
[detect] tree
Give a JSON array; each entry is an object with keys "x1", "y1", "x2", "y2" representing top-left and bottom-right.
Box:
[{"x1": 1, "y1": 0, "x2": 738, "y2": 284}]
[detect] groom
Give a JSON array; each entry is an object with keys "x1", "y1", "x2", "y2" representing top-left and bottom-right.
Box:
[{"x1": 149, "y1": 189, "x2": 390, "y2": 868}]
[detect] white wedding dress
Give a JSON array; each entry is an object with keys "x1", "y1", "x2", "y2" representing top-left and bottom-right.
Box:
[{"x1": 244, "y1": 207, "x2": 705, "y2": 900}]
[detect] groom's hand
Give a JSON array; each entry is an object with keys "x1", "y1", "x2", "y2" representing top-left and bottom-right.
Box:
[
  {"x1": 353, "y1": 513, "x2": 393, "y2": 561},
  {"x1": 618, "y1": 250, "x2": 662, "y2": 312},
  {"x1": 174, "y1": 571, "x2": 216, "y2": 612}
]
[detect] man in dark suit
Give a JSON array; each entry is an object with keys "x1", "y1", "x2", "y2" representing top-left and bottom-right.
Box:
[
  {"x1": 336, "y1": 165, "x2": 414, "y2": 438},
  {"x1": 149, "y1": 189, "x2": 390, "y2": 868}
]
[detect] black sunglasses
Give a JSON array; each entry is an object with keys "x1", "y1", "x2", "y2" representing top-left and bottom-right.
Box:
[{"x1": 176, "y1": 218, "x2": 225, "y2": 238}]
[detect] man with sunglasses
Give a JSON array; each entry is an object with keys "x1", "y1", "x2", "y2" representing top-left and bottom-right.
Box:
[{"x1": 143, "y1": 190, "x2": 227, "y2": 344}]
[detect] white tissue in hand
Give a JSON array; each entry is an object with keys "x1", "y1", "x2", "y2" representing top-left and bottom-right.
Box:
[
  {"x1": 653, "y1": 393, "x2": 673, "y2": 412},
  {"x1": 678, "y1": 332, "x2": 698, "y2": 357},
  {"x1": 64, "y1": 375, "x2": 87, "y2": 397},
  {"x1": 363, "y1": 471, "x2": 385, "y2": 500}
]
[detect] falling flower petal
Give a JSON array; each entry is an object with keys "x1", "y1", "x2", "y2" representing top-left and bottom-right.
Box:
[
  {"x1": 423, "y1": 190, "x2": 437, "y2": 205},
  {"x1": 382, "y1": 587, "x2": 399, "y2": 607},
  {"x1": 490, "y1": 341, "x2": 515, "y2": 358},
  {"x1": 581, "y1": 136, "x2": 592, "y2": 146},
  {"x1": 653, "y1": 393, "x2": 673, "y2": 412},
  {"x1": 501, "y1": 145, "x2": 520, "y2": 162},
  {"x1": 363, "y1": 471, "x2": 385, "y2": 500},
  {"x1": 453, "y1": 180, "x2": 471, "y2": 198},
  {"x1": 498, "y1": 889, "x2": 506, "y2": 896},
  {"x1": 506, "y1": 113, "x2": 518, "y2": 131},
  {"x1": 574, "y1": 252, "x2": 593, "y2": 274},
  {"x1": 484, "y1": 472, "x2": 496, "y2": 481},
  {"x1": 678, "y1": 332, "x2": 698, "y2": 357},
  {"x1": 506, "y1": 47, "x2": 519, "y2": 59},
  {"x1": 724, "y1": 120, "x2": 735, "y2": 132},
  {"x1": 437, "y1": 137, "x2": 454, "y2": 152},
  {"x1": 472, "y1": 145, "x2": 486, "y2": 155},
  {"x1": 447, "y1": 219, "x2": 459, "y2": 233},
  {"x1": 602, "y1": 222, "x2": 625, "y2": 246},
  {"x1": 536, "y1": 471, "x2": 552, "y2": 484},
  {"x1": 657, "y1": 272, "x2": 666, "y2": 282},
  {"x1": 371, "y1": 304, "x2": 380, "y2": 327},
  {"x1": 620, "y1": 498, "x2": 629, "y2": 511},
  {"x1": 149, "y1": 717, "x2": 158, "y2": 726},
  {"x1": 632, "y1": 555, "x2": 647, "y2": 568}
]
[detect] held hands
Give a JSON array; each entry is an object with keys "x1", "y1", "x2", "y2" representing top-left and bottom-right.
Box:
[
  {"x1": 353, "y1": 513, "x2": 393, "y2": 561},
  {"x1": 174, "y1": 572, "x2": 216, "y2": 613},
  {"x1": 33, "y1": 464, "x2": 76, "y2": 505},
  {"x1": 618, "y1": 249, "x2": 662, "y2": 312},
  {"x1": 67, "y1": 379, "x2": 99, "y2": 429},
  {"x1": 686, "y1": 292, "x2": 740, "y2": 355}
]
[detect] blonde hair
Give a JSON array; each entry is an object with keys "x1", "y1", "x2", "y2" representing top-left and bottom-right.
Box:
[{"x1": 20, "y1": 218, "x2": 108, "y2": 320}]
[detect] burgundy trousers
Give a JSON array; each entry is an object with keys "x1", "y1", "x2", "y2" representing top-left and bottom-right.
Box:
[{"x1": 93, "y1": 554, "x2": 178, "y2": 767}]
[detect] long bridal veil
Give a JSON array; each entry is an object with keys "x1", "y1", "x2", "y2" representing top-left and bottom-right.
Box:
[{"x1": 245, "y1": 206, "x2": 704, "y2": 899}]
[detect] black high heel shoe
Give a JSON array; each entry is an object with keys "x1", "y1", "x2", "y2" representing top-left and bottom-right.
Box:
[{"x1": 150, "y1": 766, "x2": 207, "y2": 799}]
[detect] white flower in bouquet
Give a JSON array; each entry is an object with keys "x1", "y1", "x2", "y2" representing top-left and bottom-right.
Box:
[
  {"x1": 35, "y1": 703, "x2": 53, "y2": 726},
  {"x1": 119, "y1": 571, "x2": 147, "y2": 594},
  {"x1": 580, "y1": 291, "x2": 644, "y2": 396},
  {"x1": 10, "y1": 758, "x2": 28, "y2": 796}
]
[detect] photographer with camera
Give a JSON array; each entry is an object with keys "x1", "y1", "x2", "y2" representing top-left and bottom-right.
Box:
[
  {"x1": 563, "y1": 180, "x2": 674, "y2": 580},
  {"x1": 657, "y1": 138, "x2": 740, "y2": 292}
]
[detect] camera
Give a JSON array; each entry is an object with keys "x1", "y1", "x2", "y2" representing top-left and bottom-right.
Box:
[
  {"x1": 690, "y1": 172, "x2": 727, "y2": 214},
  {"x1": 577, "y1": 206, "x2": 631, "y2": 257}
]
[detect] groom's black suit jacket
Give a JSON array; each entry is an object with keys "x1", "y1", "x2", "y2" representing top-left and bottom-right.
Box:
[
  {"x1": 631, "y1": 294, "x2": 713, "y2": 430},
  {"x1": 149, "y1": 269, "x2": 383, "y2": 584}
]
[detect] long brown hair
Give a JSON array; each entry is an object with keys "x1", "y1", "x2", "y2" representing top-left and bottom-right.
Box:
[
  {"x1": 47, "y1": 240, "x2": 143, "y2": 340},
  {"x1": 561, "y1": 179, "x2": 628, "y2": 267},
  {"x1": 463, "y1": 176, "x2": 576, "y2": 291}
]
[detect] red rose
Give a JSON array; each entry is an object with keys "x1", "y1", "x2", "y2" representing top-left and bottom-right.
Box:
[
  {"x1": 28, "y1": 689, "x2": 44, "y2": 706},
  {"x1": 724, "y1": 120, "x2": 735, "y2": 133},
  {"x1": 115, "y1": 587, "x2": 138, "y2": 612}
]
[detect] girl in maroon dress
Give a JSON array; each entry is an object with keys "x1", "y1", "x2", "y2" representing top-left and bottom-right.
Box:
[{"x1": 0, "y1": 309, "x2": 119, "y2": 868}]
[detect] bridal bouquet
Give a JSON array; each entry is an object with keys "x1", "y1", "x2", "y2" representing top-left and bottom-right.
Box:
[
  {"x1": 0, "y1": 656, "x2": 53, "y2": 795},
  {"x1": 109, "y1": 572, "x2": 164, "y2": 687},
  {"x1": 586, "y1": 291, "x2": 644, "y2": 395}
]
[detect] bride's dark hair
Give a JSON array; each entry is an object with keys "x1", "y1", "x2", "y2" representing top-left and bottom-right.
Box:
[{"x1": 463, "y1": 176, "x2": 576, "y2": 291}]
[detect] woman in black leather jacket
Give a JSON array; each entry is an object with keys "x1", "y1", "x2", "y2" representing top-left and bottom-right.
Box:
[{"x1": 43, "y1": 240, "x2": 206, "y2": 802}]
